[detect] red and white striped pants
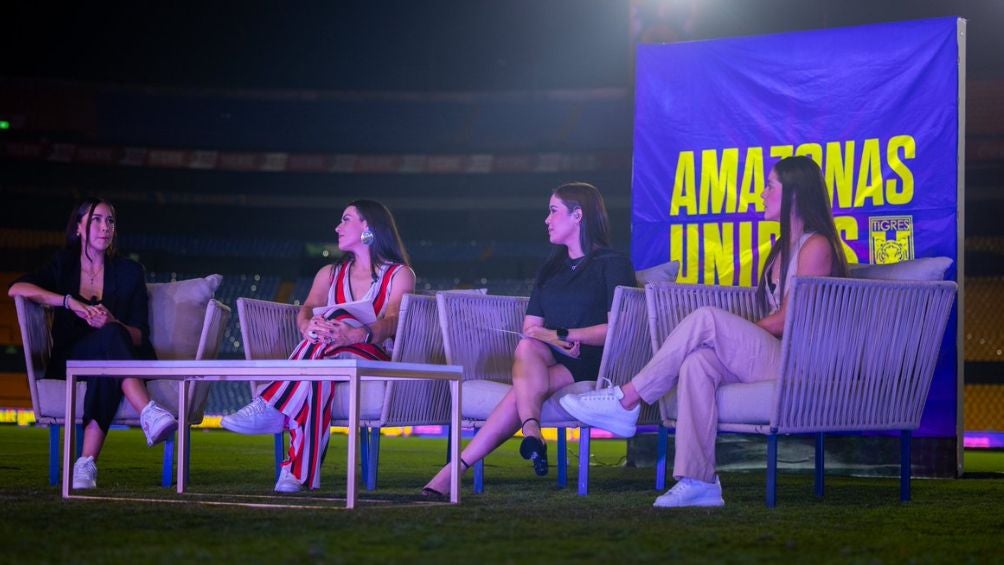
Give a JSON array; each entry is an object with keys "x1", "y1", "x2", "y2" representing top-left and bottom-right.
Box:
[{"x1": 260, "y1": 339, "x2": 388, "y2": 489}]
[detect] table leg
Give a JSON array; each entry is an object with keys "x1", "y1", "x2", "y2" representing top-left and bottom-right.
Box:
[
  {"x1": 450, "y1": 378, "x2": 461, "y2": 504},
  {"x1": 346, "y1": 372, "x2": 359, "y2": 509},
  {"x1": 62, "y1": 372, "x2": 78, "y2": 499},
  {"x1": 177, "y1": 379, "x2": 189, "y2": 494}
]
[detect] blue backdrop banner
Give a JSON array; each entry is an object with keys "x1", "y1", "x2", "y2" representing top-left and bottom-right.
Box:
[{"x1": 632, "y1": 17, "x2": 960, "y2": 438}]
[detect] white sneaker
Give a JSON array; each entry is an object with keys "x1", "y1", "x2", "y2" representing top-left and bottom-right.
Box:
[
  {"x1": 73, "y1": 456, "x2": 97, "y2": 489},
  {"x1": 274, "y1": 466, "x2": 303, "y2": 494},
  {"x1": 140, "y1": 401, "x2": 178, "y2": 447},
  {"x1": 653, "y1": 477, "x2": 725, "y2": 508},
  {"x1": 221, "y1": 397, "x2": 286, "y2": 435},
  {"x1": 558, "y1": 384, "x2": 640, "y2": 437}
]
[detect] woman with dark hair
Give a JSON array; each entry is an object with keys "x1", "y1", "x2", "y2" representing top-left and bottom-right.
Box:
[
  {"x1": 561, "y1": 155, "x2": 848, "y2": 508},
  {"x1": 8, "y1": 198, "x2": 174, "y2": 489},
  {"x1": 223, "y1": 200, "x2": 415, "y2": 493},
  {"x1": 421, "y1": 182, "x2": 636, "y2": 498}
]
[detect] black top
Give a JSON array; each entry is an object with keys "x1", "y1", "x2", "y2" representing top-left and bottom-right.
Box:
[
  {"x1": 14, "y1": 249, "x2": 156, "y2": 378},
  {"x1": 527, "y1": 248, "x2": 636, "y2": 379}
]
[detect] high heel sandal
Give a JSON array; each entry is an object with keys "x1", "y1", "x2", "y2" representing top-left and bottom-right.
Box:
[
  {"x1": 519, "y1": 418, "x2": 548, "y2": 476},
  {"x1": 421, "y1": 458, "x2": 470, "y2": 500}
]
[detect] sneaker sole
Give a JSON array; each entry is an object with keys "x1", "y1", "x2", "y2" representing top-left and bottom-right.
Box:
[
  {"x1": 146, "y1": 421, "x2": 178, "y2": 447},
  {"x1": 653, "y1": 496, "x2": 725, "y2": 508},
  {"x1": 274, "y1": 481, "x2": 303, "y2": 494},
  {"x1": 220, "y1": 418, "x2": 284, "y2": 436}
]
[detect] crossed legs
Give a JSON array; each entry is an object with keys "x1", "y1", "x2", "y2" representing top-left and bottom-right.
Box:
[
  {"x1": 73, "y1": 325, "x2": 154, "y2": 460},
  {"x1": 79, "y1": 378, "x2": 153, "y2": 459},
  {"x1": 423, "y1": 338, "x2": 573, "y2": 494}
]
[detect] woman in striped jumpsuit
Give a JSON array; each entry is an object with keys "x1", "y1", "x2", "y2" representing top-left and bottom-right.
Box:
[{"x1": 223, "y1": 200, "x2": 415, "y2": 492}]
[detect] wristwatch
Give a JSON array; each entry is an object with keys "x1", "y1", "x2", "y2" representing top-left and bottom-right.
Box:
[{"x1": 556, "y1": 328, "x2": 569, "y2": 341}]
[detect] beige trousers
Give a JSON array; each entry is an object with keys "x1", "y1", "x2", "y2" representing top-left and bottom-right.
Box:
[{"x1": 632, "y1": 306, "x2": 781, "y2": 483}]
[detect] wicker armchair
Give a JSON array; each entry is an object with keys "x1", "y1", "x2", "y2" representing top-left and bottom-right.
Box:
[
  {"x1": 436, "y1": 286, "x2": 652, "y2": 495},
  {"x1": 15, "y1": 294, "x2": 230, "y2": 487},
  {"x1": 646, "y1": 276, "x2": 957, "y2": 506},
  {"x1": 236, "y1": 293, "x2": 448, "y2": 490}
]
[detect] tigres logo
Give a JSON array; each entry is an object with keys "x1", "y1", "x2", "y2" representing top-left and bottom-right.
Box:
[{"x1": 869, "y1": 215, "x2": 914, "y2": 264}]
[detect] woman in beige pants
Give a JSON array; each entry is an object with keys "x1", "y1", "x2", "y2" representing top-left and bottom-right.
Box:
[{"x1": 561, "y1": 155, "x2": 848, "y2": 507}]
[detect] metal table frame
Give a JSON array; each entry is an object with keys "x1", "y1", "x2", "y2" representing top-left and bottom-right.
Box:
[{"x1": 63, "y1": 359, "x2": 463, "y2": 509}]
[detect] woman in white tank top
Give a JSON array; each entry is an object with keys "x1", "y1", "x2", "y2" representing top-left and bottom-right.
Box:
[{"x1": 561, "y1": 155, "x2": 848, "y2": 508}]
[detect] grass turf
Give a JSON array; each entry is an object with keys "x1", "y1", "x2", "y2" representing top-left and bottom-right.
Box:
[{"x1": 0, "y1": 426, "x2": 1001, "y2": 563}]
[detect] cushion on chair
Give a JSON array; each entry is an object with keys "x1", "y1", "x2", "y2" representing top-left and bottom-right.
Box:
[
  {"x1": 660, "y1": 380, "x2": 775, "y2": 425},
  {"x1": 461, "y1": 379, "x2": 595, "y2": 422},
  {"x1": 848, "y1": 257, "x2": 952, "y2": 282},
  {"x1": 146, "y1": 274, "x2": 223, "y2": 360},
  {"x1": 635, "y1": 261, "x2": 680, "y2": 285},
  {"x1": 36, "y1": 379, "x2": 148, "y2": 423},
  {"x1": 37, "y1": 379, "x2": 87, "y2": 420},
  {"x1": 329, "y1": 382, "x2": 388, "y2": 421}
]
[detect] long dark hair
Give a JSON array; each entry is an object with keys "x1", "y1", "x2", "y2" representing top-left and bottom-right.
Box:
[
  {"x1": 537, "y1": 182, "x2": 613, "y2": 283},
  {"x1": 64, "y1": 197, "x2": 118, "y2": 262},
  {"x1": 334, "y1": 199, "x2": 410, "y2": 281},
  {"x1": 756, "y1": 156, "x2": 848, "y2": 311}
]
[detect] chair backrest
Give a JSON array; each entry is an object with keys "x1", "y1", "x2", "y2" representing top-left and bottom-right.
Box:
[
  {"x1": 645, "y1": 282, "x2": 762, "y2": 350},
  {"x1": 380, "y1": 293, "x2": 450, "y2": 425},
  {"x1": 194, "y1": 299, "x2": 230, "y2": 361},
  {"x1": 437, "y1": 292, "x2": 529, "y2": 385},
  {"x1": 236, "y1": 297, "x2": 301, "y2": 396},
  {"x1": 775, "y1": 276, "x2": 957, "y2": 434},
  {"x1": 14, "y1": 296, "x2": 52, "y2": 421},
  {"x1": 237, "y1": 297, "x2": 301, "y2": 360},
  {"x1": 185, "y1": 299, "x2": 231, "y2": 422},
  {"x1": 595, "y1": 285, "x2": 661, "y2": 425}
]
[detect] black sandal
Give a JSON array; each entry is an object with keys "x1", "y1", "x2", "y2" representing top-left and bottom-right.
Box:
[
  {"x1": 519, "y1": 418, "x2": 548, "y2": 476},
  {"x1": 421, "y1": 458, "x2": 471, "y2": 500}
]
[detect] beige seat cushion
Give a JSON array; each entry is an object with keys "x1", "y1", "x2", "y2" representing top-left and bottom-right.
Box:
[
  {"x1": 660, "y1": 380, "x2": 775, "y2": 426},
  {"x1": 461, "y1": 379, "x2": 595, "y2": 423},
  {"x1": 37, "y1": 378, "x2": 196, "y2": 423},
  {"x1": 329, "y1": 382, "x2": 387, "y2": 422}
]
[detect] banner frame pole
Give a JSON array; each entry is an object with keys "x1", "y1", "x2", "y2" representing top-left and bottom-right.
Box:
[{"x1": 955, "y1": 17, "x2": 967, "y2": 479}]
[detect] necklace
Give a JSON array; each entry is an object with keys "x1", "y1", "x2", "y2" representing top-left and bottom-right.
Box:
[
  {"x1": 568, "y1": 256, "x2": 586, "y2": 271},
  {"x1": 81, "y1": 262, "x2": 104, "y2": 285}
]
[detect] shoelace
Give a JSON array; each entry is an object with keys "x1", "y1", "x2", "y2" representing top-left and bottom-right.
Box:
[
  {"x1": 239, "y1": 398, "x2": 269, "y2": 416},
  {"x1": 74, "y1": 459, "x2": 95, "y2": 473},
  {"x1": 583, "y1": 377, "x2": 620, "y2": 402}
]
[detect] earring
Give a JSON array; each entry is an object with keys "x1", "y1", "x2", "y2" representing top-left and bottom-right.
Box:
[{"x1": 360, "y1": 228, "x2": 375, "y2": 246}]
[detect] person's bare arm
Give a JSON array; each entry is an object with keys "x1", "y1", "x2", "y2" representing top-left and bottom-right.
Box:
[{"x1": 756, "y1": 235, "x2": 834, "y2": 337}]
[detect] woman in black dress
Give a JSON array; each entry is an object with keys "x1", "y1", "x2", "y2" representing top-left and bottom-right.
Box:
[
  {"x1": 422, "y1": 182, "x2": 635, "y2": 496},
  {"x1": 8, "y1": 198, "x2": 176, "y2": 489}
]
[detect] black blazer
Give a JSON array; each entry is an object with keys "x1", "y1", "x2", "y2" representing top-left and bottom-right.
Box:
[{"x1": 14, "y1": 249, "x2": 156, "y2": 378}]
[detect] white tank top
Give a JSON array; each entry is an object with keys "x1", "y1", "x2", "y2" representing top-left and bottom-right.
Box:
[{"x1": 766, "y1": 232, "x2": 815, "y2": 313}]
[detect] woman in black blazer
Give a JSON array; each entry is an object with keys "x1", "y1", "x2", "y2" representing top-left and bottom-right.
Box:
[{"x1": 8, "y1": 198, "x2": 177, "y2": 489}]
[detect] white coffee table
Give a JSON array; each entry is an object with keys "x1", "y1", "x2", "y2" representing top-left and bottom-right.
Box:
[{"x1": 63, "y1": 359, "x2": 463, "y2": 509}]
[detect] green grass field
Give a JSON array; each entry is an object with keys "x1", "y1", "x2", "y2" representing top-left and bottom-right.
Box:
[{"x1": 1, "y1": 426, "x2": 1001, "y2": 563}]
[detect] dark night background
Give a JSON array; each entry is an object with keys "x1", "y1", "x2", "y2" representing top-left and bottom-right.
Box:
[{"x1": 1, "y1": 1, "x2": 1002, "y2": 386}]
